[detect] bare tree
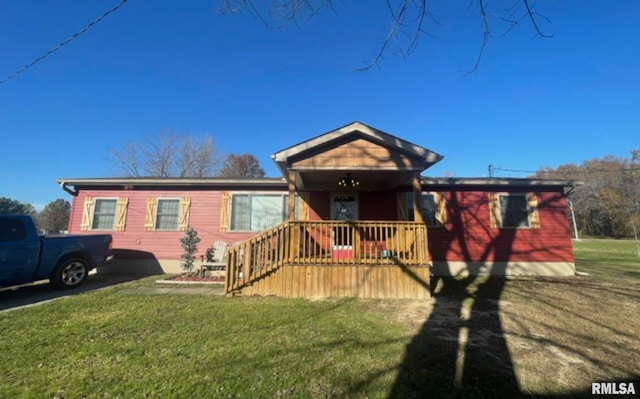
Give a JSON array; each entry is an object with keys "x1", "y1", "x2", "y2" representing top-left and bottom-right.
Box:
[
  {"x1": 108, "y1": 131, "x2": 223, "y2": 177},
  {"x1": 535, "y1": 150, "x2": 640, "y2": 239},
  {"x1": 108, "y1": 141, "x2": 142, "y2": 177},
  {"x1": 220, "y1": 0, "x2": 552, "y2": 73},
  {"x1": 38, "y1": 199, "x2": 71, "y2": 233},
  {"x1": 219, "y1": 153, "x2": 266, "y2": 178}
]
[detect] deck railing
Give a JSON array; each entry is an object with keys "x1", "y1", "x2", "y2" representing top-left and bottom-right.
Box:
[{"x1": 225, "y1": 220, "x2": 429, "y2": 293}]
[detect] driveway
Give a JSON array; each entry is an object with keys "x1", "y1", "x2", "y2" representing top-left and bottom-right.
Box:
[{"x1": 0, "y1": 273, "x2": 144, "y2": 312}]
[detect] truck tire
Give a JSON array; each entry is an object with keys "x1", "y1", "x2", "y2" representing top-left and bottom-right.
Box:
[{"x1": 51, "y1": 258, "x2": 89, "y2": 289}]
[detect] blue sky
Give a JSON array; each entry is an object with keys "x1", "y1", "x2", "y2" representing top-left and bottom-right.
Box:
[{"x1": 1, "y1": 1, "x2": 638, "y2": 209}]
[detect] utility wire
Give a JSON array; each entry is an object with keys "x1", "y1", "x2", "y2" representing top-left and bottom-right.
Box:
[
  {"x1": 0, "y1": 0, "x2": 129, "y2": 86},
  {"x1": 493, "y1": 166, "x2": 640, "y2": 175}
]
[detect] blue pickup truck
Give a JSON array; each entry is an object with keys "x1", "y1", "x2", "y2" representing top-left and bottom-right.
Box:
[{"x1": 0, "y1": 215, "x2": 112, "y2": 289}]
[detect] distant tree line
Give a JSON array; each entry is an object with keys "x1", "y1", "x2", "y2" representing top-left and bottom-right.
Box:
[
  {"x1": 534, "y1": 150, "x2": 640, "y2": 238},
  {"x1": 108, "y1": 131, "x2": 265, "y2": 178},
  {"x1": 2, "y1": 132, "x2": 268, "y2": 233},
  {"x1": 0, "y1": 197, "x2": 70, "y2": 233}
]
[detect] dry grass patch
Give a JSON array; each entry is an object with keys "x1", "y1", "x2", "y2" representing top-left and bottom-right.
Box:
[{"x1": 367, "y1": 240, "x2": 640, "y2": 397}]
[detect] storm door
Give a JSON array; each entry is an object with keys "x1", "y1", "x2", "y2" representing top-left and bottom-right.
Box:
[
  {"x1": 330, "y1": 193, "x2": 358, "y2": 254},
  {"x1": 331, "y1": 193, "x2": 358, "y2": 221}
]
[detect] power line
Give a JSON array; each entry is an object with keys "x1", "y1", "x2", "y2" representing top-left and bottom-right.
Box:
[
  {"x1": 492, "y1": 166, "x2": 640, "y2": 175},
  {"x1": 0, "y1": 0, "x2": 130, "y2": 86}
]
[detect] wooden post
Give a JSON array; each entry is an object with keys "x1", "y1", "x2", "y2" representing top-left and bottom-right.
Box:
[
  {"x1": 412, "y1": 172, "x2": 424, "y2": 223},
  {"x1": 243, "y1": 242, "x2": 251, "y2": 284},
  {"x1": 289, "y1": 222, "x2": 301, "y2": 262},
  {"x1": 288, "y1": 170, "x2": 296, "y2": 221}
]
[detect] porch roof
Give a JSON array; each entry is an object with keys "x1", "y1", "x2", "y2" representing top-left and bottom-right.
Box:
[{"x1": 271, "y1": 121, "x2": 444, "y2": 190}]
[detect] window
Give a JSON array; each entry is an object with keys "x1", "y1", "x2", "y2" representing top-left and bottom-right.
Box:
[
  {"x1": 489, "y1": 193, "x2": 540, "y2": 229},
  {"x1": 143, "y1": 197, "x2": 190, "y2": 232},
  {"x1": 92, "y1": 199, "x2": 117, "y2": 230},
  {"x1": 230, "y1": 193, "x2": 295, "y2": 231},
  {"x1": 0, "y1": 218, "x2": 27, "y2": 241},
  {"x1": 499, "y1": 194, "x2": 530, "y2": 228},
  {"x1": 155, "y1": 199, "x2": 180, "y2": 230},
  {"x1": 406, "y1": 193, "x2": 446, "y2": 227},
  {"x1": 81, "y1": 197, "x2": 128, "y2": 232}
]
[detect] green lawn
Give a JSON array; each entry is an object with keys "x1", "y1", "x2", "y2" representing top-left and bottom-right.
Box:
[
  {"x1": 0, "y1": 240, "x2": 638, "y2": 398},
  {"x1": 0, "y1": 291, "x2": 418, "y2": 398},
  {"x1": 573, "y1": 238, "x2": 640, "y2": 284}
]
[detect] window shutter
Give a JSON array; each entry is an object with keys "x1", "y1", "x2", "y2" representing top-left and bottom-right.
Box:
[
  {"x1": 179, "y1": 197, "x2": 191, "y2": 231},
  {"x1": 300, "y1": 192, "x2": 310, "y2": 221},
  {"x1": 528, "y1": 192, "x2": 541, "y2": 229},
  {"x1": 80, "y1": 197, "x2": 95, "y2": 232},
  {"x1": 114, "y1": 197, "x2": 129, "y2": 232},
  {"x1": 144, "y1": 197, "x2": 157, "y2": 231},
  {"x1": 220, "y1": 191, "x2": 230, "y2": 232},
  {"x1": 397, "y1": 192, "x2": 407, "y2": 220},
  {"x1": 435, "y1": 192, "x2": 448, "y2": 226},
  {"x1": 488, "y1": 193, "x2": 501, "y2": 228}
]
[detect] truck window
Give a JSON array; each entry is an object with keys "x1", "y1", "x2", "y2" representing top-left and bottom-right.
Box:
[{"x1": 0, "y1": 219, "x2": 28, "y2": 241}]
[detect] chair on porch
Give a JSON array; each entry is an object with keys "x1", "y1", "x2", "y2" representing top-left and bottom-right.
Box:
[{"x1": 200, "y1": 240, "x2": 228, "y2": 278}]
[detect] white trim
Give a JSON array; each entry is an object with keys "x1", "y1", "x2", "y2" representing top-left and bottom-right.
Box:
[
  {"x1": 154, "y1": 198, "x2": 181, "y2": 231},
  {"x1": 431, "y1": 261, "x2": 576, "y2": 276},
  {"x1": 422, "y1": 177, "x2": 580, "y2": 187},
  {"x1": 229, "y1": 192, "x2": 292, "y2": 232},
  {"x1": 497, "y1": 192, "x2": 531, "y2": 229},
  {"x1": 273, "y1": 122, "x2": 442, "y2": 163},
  {"x1": 91, "y1": 197, "x2": 119, "y2": 231},
  {"x1": 100, "y1": 259, "x2": 577, "y2": 277}
]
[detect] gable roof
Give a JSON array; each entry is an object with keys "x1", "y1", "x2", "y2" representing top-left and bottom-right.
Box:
[{"x1": 271, "y1": 121, "x2": 444, "y2": 178}]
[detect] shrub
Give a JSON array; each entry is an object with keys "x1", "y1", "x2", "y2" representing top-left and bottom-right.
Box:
[{"x1": 180, "y1": 227, "x2": 201, "y2": 274}]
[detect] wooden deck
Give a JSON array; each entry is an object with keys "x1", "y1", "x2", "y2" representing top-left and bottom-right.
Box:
[
  {"x1": 225, "y1": 221, "x2": 431, "y2": 299},
  {"x1": 238, "y1": 264, "x2": 430, "y2": 299}
]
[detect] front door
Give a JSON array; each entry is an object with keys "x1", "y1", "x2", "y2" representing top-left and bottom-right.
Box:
[
  {"x1": 331, "y1": 192, "x2": 358, "y2": 221},
  {"x1": 330, "y1": 193, "x2": 358, "y2": 257}
]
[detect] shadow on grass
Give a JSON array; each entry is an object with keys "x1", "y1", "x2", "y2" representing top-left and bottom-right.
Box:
[
  {"x1": 388, "y1": 273, "x2": 520, "y2": 398},
  {"x1": 0, "y1": 273, "x2": 146, "y2": 312}
]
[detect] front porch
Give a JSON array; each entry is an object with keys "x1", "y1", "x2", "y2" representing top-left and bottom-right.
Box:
[
  {"x1": 225, "y1": 220, "x2": 431, "y2": 299},
  {"x1": 222, "y1": 122, "x2": 442, "y2": 298}
]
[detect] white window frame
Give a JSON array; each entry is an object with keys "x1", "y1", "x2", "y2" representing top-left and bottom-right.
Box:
[
  {"x1": 154, "y1": 198, "x2": 181, "y2": 231},
  {"x1": 229, "y1": 192, "x2": 298, "y2": 232},
  {"x1": 497, "y1": 193, "x2": 531, "y2": 229},
  {"x1": 91, "y1": 198, "x2": 118, "y2": 231}
]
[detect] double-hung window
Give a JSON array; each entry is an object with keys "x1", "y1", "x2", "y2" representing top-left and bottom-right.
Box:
[
  {"x1": 143, "y1": 197, "x2": 190, "y2": 231},
  {"x1": 92, "y1": 199, "x2": 117, "y2": 230},
  {"x1": 499, "y1": 194, "x2": 530, "y2": 228},
  {"x1": 230, "y1": 193, "x2": 292, "y2": 231},
  {"x1": 155, "y1": 199, "x2": 180, "y2": 230},
  {"x1": 489, "y1": 192, "x2": 540, "y2": 229},
  {"x1": 81, "y1": 197, "x2": 128, "y2": 232}
]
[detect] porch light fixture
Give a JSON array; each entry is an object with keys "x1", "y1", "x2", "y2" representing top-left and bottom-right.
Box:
[{"x1": 337, "y1": 173, "x2": 360, "y2": 188}]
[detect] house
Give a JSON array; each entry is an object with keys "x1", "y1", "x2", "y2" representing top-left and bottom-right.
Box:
[{"x1": 58, "y1": 122, "x2": 578, "y2": 298}]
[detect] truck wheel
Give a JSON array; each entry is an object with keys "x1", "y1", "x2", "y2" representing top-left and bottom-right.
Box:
[{"x1": 51, "y1": 258, "x2": 88, "y2": 289}]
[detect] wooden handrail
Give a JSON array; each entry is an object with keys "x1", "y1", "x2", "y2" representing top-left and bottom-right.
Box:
[{"x1": 225, "y1": 220, "x2": 429, "y2": 293}]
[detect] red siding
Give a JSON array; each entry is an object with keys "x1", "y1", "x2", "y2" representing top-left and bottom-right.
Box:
[
  {"x1": 308, "y1": 191, "x2": 329, "y2": 220},
  {"x1": 307, "y1": 191, "x2": 397, "y2": 221},
  {"x1": 428, "y1": 189, "x2": 574, "y2": 263},
  {"x1": 70, "y1": 189, "x2": 264, "y2": 260},
  {"x1": 359, "y1": 192, "x2": 397, "y2": 220},
  {"x1": 69, "y1": 186, "x2": 574, "y2": 264}
]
